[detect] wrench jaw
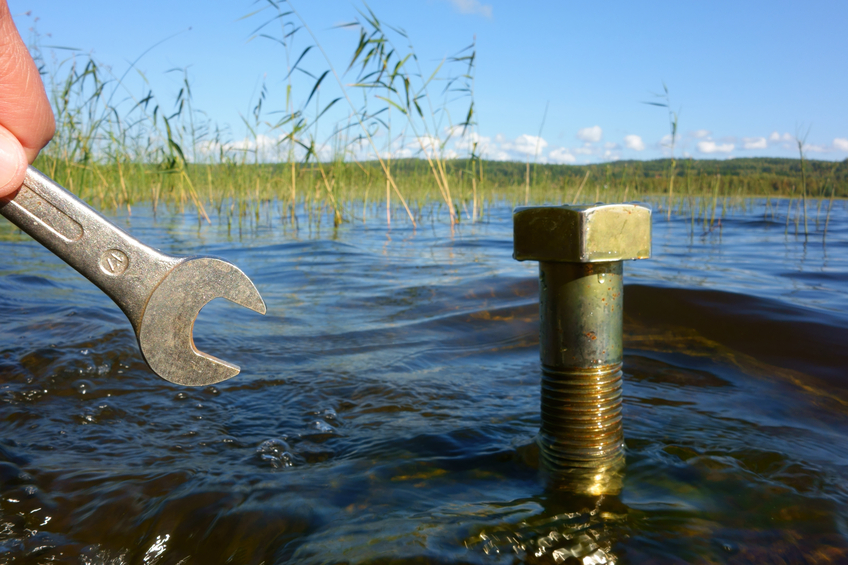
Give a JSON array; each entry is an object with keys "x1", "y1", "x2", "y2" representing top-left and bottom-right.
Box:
[{"x1": 137, "y1": 257, "x2": 266, "y2": 386}]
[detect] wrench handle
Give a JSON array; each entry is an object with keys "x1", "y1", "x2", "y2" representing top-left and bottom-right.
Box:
[{"x1": 0, "y1": 166, "x2": 179, "y2": 330}]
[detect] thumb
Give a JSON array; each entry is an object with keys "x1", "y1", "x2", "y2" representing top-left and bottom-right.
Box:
[{"x1": 0, "y1": 123, "x2": 27, "y2": 198}]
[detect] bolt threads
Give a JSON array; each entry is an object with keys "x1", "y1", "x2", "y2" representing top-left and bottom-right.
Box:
[{"x1": 538, "y1": 362, "x2": 624, "y2": 473}]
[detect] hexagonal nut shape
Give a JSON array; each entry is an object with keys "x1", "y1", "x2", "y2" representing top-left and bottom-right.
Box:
[{"x1": 513, "y1": 203, "x2": 651, "y2": 263}]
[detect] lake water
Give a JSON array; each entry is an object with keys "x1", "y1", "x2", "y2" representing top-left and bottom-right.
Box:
[{"x1": 0, "y1": 199, "x2": 846, "y2": 564}]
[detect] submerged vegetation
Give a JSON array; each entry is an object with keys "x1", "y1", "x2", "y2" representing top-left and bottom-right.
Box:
[{"x1": 22, "y1": 1, "x2": 847, "y2": 233}]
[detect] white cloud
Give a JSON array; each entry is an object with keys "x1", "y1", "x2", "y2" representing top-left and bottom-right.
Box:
[
  {"x1": 803, "y1": 143, "x2": 827, "y2": 153},
  {"x1": 445, "y1": 0, "x2": 493, "y2": 18},
  {"x1": 576, "y1": 126, "x2": 603, "y2": 143},
  {"x1": 573, "y1": 146, "x2": 595, "y2": 155},
  {"x1": 769, "y1": 131, "x2": 793, "y2": 143},
  {"x1": 506, "y1": 134, "x2": 548, "y2": 156},
  {"x1": 453, "y1": 131, "x2": 492, "y2": 154},
  {"x1": 226, "y1": 134, "x2": 278, "y2": 152},
  {"x1": 415, "y1": 135, "x2": 442, "y2": 154},
  {"x1": 388, "y1": 147, "x2": 414, "y2": 159},
  {"x1": 604, "y1": 142, "x2": 619, "y2": 150},
  {"x1": 197, "y1": 134, "x2": 291, "y2": 162},
  {"x1": 691, "y1": 130, "x2": 712, "y2": 139},
  {"x1": 833, "y1": 138, "x2": 848, "y2": 152},
  {"x1": 697, "y1": 141, "x2": 734, "y2": 154},
  {"x1": 623, "y1": 135, "x2": 645, "y2": 151},
  {"x1": 548, "y1": 148, "x2": 576, "y2": 163},
  {"x1": 742, "y1": 137, "x2": 767, "y2": 150},
  {"x1": 443, "y1": 125, "x2": 465, "y2": 138}
]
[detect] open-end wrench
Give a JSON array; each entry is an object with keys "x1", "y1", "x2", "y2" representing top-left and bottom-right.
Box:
[{"x1": 0, "y1": 166, "x2": 266, "y2": 386}]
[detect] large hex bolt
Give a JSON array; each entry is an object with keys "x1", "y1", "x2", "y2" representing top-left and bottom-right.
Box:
[{"x1": 513, "y1": 203, "x2": 651, "y2": 491}]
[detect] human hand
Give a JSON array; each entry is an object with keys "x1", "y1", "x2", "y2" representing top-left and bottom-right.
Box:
[{"x1": 0, "y1": 0, "x2": 55, "y2": 198}]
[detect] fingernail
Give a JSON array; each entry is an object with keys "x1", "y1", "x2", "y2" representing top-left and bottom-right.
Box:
[{"x1": 0, "y1": 128, "x2": 26, "y2": 195}]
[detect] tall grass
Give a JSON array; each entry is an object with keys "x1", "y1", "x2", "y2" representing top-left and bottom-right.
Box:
[
  {"x1": 23, "y1": 2, "x2": 847, "y2": 235},
  {"x1": 644, "y1": 83, "x2": 679, "y2": 221}
]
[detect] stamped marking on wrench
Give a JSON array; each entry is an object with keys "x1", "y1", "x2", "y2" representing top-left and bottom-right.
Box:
[{"x1": 99, "y1": 249, "x2": 129, "y2": 276}]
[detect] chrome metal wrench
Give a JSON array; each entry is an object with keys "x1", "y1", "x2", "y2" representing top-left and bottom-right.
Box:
[{"x1": 0, "y1": 166, "x2": 266, "y2": 386}]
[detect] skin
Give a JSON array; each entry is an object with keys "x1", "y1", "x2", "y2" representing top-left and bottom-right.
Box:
[{"x1": 0, "y1": 0, "x2": 54, "y2": 197}]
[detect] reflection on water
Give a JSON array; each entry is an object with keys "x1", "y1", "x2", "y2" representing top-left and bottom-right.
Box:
[{"x1": 0, "y1": 199, "x2": 847, "y2": 563}]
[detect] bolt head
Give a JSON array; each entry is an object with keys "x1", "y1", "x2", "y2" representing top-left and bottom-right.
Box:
[{"x1": 513, "y1": 203, "x2": 652, "y2": 263}]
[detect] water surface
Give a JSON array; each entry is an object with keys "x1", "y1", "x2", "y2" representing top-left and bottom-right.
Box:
[{"x1": 1, "y1": 200, "x2": 847, "y2": 564}]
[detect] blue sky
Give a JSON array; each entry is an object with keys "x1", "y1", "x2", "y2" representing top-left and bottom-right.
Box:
[{"x1": 10, "y1": 0, "x2": 848, "y2": 164}]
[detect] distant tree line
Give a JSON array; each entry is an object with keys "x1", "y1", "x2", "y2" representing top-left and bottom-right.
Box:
[{"x1": 342, "y1": 157, "x2": 848, "y2": 198}]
